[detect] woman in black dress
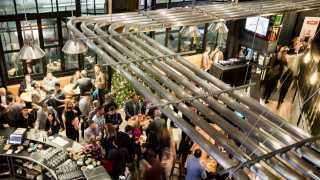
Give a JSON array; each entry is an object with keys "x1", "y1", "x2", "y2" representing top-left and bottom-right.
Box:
[
  {"x1": 62, "y1": 101, "x2": 80, "y2": 141},
  {"x1": 45, "y1": 112, "x2": 60, "y2": 136}
]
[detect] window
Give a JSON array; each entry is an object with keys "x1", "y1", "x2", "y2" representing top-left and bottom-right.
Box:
[
  {"x1": 45, "y1": 48, "x2": 62, "y2": 72},
  {"x1": 0, "y1": 1, "x2": 16, "y2": 15},
  {"x1": 42, "y1": 18, "x2": 59, "y2": 46},
  {"x1": 58, "y1": 0, "x2": 76, "y2": 12},
  {"x1": 84, "y1": 49, "x2": 97, "y2": 71},
  {"x1": 5, "y1": 52, "x2": 24, "y2": 78},
  {"x1": 0, "y1": 21, "x2": 20, "y2": 51},
  {"x1": 38, "y1": 0, "x2": 56, "y2": 13},
  {"x1": 21, "y1": 20, "x2": 40, "y2": 45},
  {"x1": 16, "y1": 0, "x2": 37, "y2": 14},
  {"x1": 154, "y1": 28, "x2": 166, "y2": 46},
  {"x1": 64, "y1": 54, "x2": 79, "y2": 70},
  {"x1": 168, "y1": 27, "x2": 180, "y2": 52}
]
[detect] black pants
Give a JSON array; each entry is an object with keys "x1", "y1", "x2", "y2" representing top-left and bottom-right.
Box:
[
  {"x1": 263, "y1": 78, "x2": 278, "y2": 102},
  {"x1": 278, "y1": 71, "x2": 293, "y2": 105}
]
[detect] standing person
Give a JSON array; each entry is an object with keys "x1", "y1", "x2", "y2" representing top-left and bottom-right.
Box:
[
  {"x1": 35, "y1": 103, "x2": 59, "y2": 130},
  {"x1": 185, "y1": 149, "x2": 207, "y2": 180},
  {"x1": 117, "y1": 125, "x2": 136, "y2": 163},
  {"x1": 45, "y1": 112, "x2": 60, "y2": 136},
  {"x1": 105, "y1": 105, "x2": 122, "y2": 127},
  {"x1": 125, "y1": 94, "x2": 141, "y2": 120},
  {"x1": 92, "y1": 106, "x2": 105, "y2": 131},
  {"x1": 107, "y1": 138, "x2": 129, "y2": 179},
  {"x1": 262, "y1": 58, "x2": 284, "y2": 104},
  {"x1": 144, "y1": 150, "x2": 166, "y2": 180},
  {"x1": 94, "y1": 64, "x2": 106, "y2": 104},
  {"x1": 70, "y1": 70, "x2": 82, "y2": 84},
  {"x1": 62, "y1": 101, "x2": 80, "y2": 141}
]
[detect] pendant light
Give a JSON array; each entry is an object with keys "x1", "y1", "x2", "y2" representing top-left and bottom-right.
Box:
[
  {"x1": 180, "y1": 26, "x2": 200, "y2": 37},
  {"x1": 62, "y1": 0, "x2": 88, "y2": 55},
  {"x1": 18, "y1": 2, "x2": 45, "y2": 60},
  {"x1": 62, "y1": 35, "x2": 88, "y2": 55}
]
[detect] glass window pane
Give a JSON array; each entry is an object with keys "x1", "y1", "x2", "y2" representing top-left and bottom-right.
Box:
[
  {"x1": 38, "y1": 0, "x2": 56, "y2": 13},
  {"x1": 62, "y1": 20, "x2": 70, "y2": 43},
  {"x1": 0, "y1": 21, "x2": 20, "y2": 51},
  {"x1": 16, "y1": 0, "x2": 37, "y2": 14},
  {"x1": 64, "y1": 54, "x2": 79, "y2": 70},
  {"x1": 154, "y1": 28, "x2": 166, "y2": 46},
  {"x1": 84, "y1": 49, "x2": 96, "y2": 71},
  {"x1": 168, "y1": 27, "x2": 180, "y2": 52},
  {"x1": 5, "y1": 52, "x2": 24, "y2": 78},
  {"x1": 46, "y1": 47, "x2": 62, "y2": 72},
  {"x1": 58, "y1": 0, "x2": 75, "y2": 11},
  {"x1": 21, "y1": 20, "x2": 40, "y2": 45},
  {"x1": 42, "y1": 18, "x2": 59, "y2": 46},
  {"x1": 0, "y1": 1, "x2": 16, "y2": 15}
]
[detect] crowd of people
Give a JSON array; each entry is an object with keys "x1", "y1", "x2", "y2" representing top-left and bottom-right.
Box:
[{"x1": 0, "y1": 64, "x2": 213, "y2": 180}]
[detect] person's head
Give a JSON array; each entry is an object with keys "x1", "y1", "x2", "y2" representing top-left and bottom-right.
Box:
[
  {"x1": 88, "y1": 120, "x2": 97, "y2": 129},
  {"x1": 131, "y1": 94, "x2": 139, "y2": 102},
  {"x1": 194, "y1": 149, "x2": 202, "y2": 158},
  {"x1": 7, "y1": 95, "x2": 14, "y2": 104},
  {"x1": 94, "y1": 64, "x2": 101, "y2": 74},
  {"x1": 154, "y1": 109, "x2": 161, "y2": 118},
  {"x1": 96, "y1": 106, "x2": 104, "y2": 115},
  {"x1": 125, "y1": 125, "x2": 133, "y2": 134},
  {"x1": 54, "y1": 82, "x2": 61, "y2": 91},
  {"x1": 65, "y1": 100, "x2": 73, "y2": 111},
  {"x1": 80, "y1": 70, "x2": 87, "y2": 78},
  {"x1": 46, "y1": 72, "x2": 53, "y2": 79},
  {"x1": 21, "y1": 107, "x2": 29, "y2": 117},
  {"x1": 92, "y1": 100, "x2": 100, "y2": 109},
  {"x1": 48, "y1": 112, "x2": 55, "y2": 122}
]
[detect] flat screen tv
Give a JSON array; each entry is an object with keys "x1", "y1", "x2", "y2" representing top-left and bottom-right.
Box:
[{"x1": 245, "y1": 16, "x2": 270, "y2": 36}]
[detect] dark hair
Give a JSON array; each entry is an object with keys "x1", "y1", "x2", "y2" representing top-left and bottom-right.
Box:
[
  {"x1": 125, "y1": 125, "x2": 133, "y2": 133},
  {"x1": 6, "y1": 95, "x2": 14, "y2": 103},
  {"x1": 194, "y1": 149, "x2": 202, "y2": 158},
  {"x1": 55, "y1": 82, "x2": 60, "y2": 87}
]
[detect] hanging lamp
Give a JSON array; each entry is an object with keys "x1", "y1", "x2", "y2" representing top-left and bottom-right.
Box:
[
  {"x1": 18, "y1": 2, "x2": 46, "y2": 60},
  {"x1": 62, "y1": 37, "x2": 88, "y2": 55}
]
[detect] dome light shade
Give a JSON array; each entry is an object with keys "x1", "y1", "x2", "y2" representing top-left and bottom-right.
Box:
[
  {"x1": 18, "y1": 44, "x2": 46, "y2": 60},
  {"x1": 180, "y1": 26, "x2": 200, "y2": 37},
  {"x1": 62, "y1": 39, "x2": 88, "y2": 55},
  {"x1": 208, "y1": 21, "x2": 229, "y2": 33}
]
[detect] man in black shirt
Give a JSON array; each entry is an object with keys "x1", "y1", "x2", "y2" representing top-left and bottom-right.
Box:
[
  {"x1": 124, "y1": 94, "x2": 141, "y2": 120},
  {"x1": 14, "y1": 107, "x2": 35, "y2": 128}
]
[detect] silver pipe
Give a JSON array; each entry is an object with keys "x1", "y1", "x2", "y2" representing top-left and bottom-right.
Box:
[
  {"x1": 101, "y1": 22, "x2": 313, "y2": 179},
  {"x1": 123, "y1": 31, "x2": 317, "y2": 179},
  {"x1": 138, "y1": 32, "x2": 320, "y2": 168},
  {"x1": 75, "y1": 20, "x2": 249, "y2": 179}
]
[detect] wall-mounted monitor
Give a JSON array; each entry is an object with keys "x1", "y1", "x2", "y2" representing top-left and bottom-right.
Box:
[{"x1": 245, "y1": 16, "x2": 270, "y2": 36}]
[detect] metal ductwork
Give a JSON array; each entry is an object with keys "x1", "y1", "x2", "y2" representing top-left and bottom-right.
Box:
[{"x1": 67, "y1": 0, "x2": 320, "y2": 178}]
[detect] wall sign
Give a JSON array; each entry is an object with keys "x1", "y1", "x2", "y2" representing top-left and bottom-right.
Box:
[{"x1": 299, "y1": 17, "x2": 320, "y2": 41}]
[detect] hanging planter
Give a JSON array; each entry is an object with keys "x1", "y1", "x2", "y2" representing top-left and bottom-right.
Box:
[{"x1": 111, "y1": 71, "x2": 136, "y2": 106}]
